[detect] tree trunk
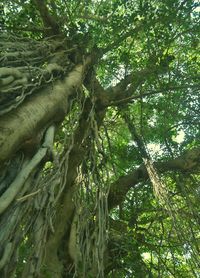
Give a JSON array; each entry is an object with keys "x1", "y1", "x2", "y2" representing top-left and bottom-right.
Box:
[
  {"x1": 0, "y1": 39, "x2": 95, "y2": 276},
  {"x1": 0, "y1": 4, "x2": 199, "y2": 275}
]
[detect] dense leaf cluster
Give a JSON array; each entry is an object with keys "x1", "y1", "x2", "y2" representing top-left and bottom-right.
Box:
[{"x1": 0, "y1": 0, "x2": 199, "y2": 277}]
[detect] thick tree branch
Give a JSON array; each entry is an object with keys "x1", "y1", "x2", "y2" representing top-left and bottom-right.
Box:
[
  {"x1": 98, "y1": 63, "x2": 173, "y2": 107},
  {"x1": 84, "y1": 66, "x2": 159, "y2": 109},
  {"x1": 0, "y1": 60, "x2": 91, "y2": 165},
  {"x1": 108, "y1": 84, "x2": 200, "y2": 106},
  {"x1": 108, "y1": 147, "x2": 200, "y2": 210},
  {"x1": 33, "y1": 0, "x2": 60, "y2": 36},
  {"x1": 0, "y1": 125, "x2": 55, "y2": 215}
]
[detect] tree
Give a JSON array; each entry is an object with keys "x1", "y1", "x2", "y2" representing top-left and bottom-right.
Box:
[{"x1": 0, "y1": 0, "x2": 199, "y2": 277}]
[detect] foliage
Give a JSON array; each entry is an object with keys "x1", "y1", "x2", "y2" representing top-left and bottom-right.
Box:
[{"x1": 0, "y1": 0, "x2": 200, "y2": 277}]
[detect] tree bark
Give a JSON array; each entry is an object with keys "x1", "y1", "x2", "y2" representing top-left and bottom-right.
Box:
[{"x1": 0, "y1": 63, "x2": 85, "y2": 165}]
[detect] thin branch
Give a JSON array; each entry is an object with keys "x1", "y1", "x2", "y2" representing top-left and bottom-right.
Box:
[
  {"x1": 102, "y1": 24, "x2": 143, "y2": 54},
  {"x1": 16, "y1": 189, "x2": 41, "y2": 202},
  {"x1": 78, "y1": 14, "x2": 109, "y2": 23},
  {"x1": 109, "y1": 84, "x2": 200, "y2": 106}
]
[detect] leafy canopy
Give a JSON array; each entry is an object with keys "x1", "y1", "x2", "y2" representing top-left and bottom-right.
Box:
[{"x1": 0, "y1": 0, "x2": 200, "y2": 277}]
